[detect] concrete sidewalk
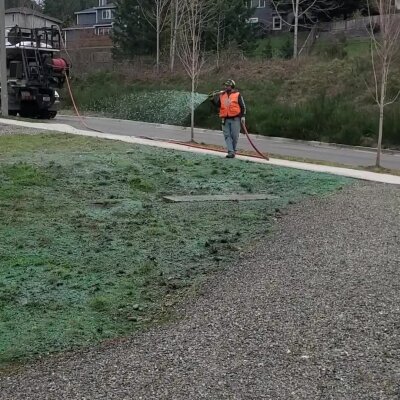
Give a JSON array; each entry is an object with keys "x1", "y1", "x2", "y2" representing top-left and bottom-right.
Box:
[
  {"x1": 53, "y1": 114, "x2": 400, "y2": 170},
  {"x1": 1, "y1": 117, "x2": 400, "y2": 186}
]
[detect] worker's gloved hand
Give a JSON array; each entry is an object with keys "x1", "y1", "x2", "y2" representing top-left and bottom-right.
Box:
[
  {"x1": 241, "y1": 117, "x2": 246, "y2": 125},
  {"x1": 208, "y1": 90, "x2": 225, "y2": 98}
]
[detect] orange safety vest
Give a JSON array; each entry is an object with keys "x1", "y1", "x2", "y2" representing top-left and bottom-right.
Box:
[{"x1": 219, "y1": 91, "x2": 241, "y2": 118}]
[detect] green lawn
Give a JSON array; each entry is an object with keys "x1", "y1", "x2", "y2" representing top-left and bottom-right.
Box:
[
  {"x1": 345, "y1": 38, "x2": 370, "y2": 58},
  {"x1": 0, "y1": 133, "x2": 349, "y2": 364}
]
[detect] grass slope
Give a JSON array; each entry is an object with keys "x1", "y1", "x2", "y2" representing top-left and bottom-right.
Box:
[
  {"x1": 0, "y1": 133, "x2": 349, "y2": 363},
  {"x1": 64, "y1": 54, "x2": 400, "y2": 148}
]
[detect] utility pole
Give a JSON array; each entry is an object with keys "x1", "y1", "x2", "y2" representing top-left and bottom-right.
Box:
[{"x1": 0, "y1": 0, "x2": 8, "y2": 117}]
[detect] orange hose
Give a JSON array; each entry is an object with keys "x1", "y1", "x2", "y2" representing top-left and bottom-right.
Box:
[
  {"x1": 63, "y1": 71, "x2": 104, "y2": 133},
  {"x1": 61, "y1": 52, "x2": 269, "y2": 159},
  {"x1": 241, "y1": 122, "x2": 269, "y2": 161},
  {"x1": 138, "y1": 136, "x2": 269, "y2": 161},
  {"x1": 59, "y1": 26, "x2": 103, "y2": 134}
]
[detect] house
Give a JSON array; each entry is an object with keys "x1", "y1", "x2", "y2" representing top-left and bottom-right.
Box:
[
  {"x1": 247, "y1": 0, "x2": 289, "y2": 32},
  {"x1": 63, "y1": 0, "x2": 115, "y2": 48},
  {"x1": 65, "y1": 0, "x2": 287, "y2": 48},
  {"x1": 5, "y1": 7, "x2": 61, "y2": 29}
]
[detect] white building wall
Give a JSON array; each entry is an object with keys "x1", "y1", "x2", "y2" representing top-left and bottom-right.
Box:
[{"x1": 5, "y1": 13, "x2": 59, "y2": 29}]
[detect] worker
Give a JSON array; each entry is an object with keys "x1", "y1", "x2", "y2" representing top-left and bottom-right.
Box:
[{"x1": 209, "y1": 79, "x2": 246, "y2": 158}]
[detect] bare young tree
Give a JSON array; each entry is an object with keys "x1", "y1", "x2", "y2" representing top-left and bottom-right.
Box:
[
  {"x1": 169, "y1": 0, "x2": 184, "y2": 72},
  {"x1": 272, "y1": 0, "x2": 336, "y2": 58},
  {"x1": 367, "y1": 0, "x2": 400, "y2": 167},
  {"x1": 138, "y1": 0, "x2": 171, "y2": 72},
  {"x1": 177, "y1": 0, "x2": 212, "y2": 141},
  {"x1": 211, "y1": 0, "x2": 225, "y2": 69}
]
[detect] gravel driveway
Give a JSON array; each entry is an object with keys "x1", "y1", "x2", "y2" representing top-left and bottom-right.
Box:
[
  {"x1": 0, "y1": 183, "x2": 399, "y2": 399},
  {"x1": 0, "y1": 123, "x2": 42, "y2": 136}
]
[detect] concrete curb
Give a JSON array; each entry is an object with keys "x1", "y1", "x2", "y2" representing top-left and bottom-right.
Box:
[
  {"x1": 1, "y1": 117, "x2": 400, "y2": 186},
  {"x1": 58, "y1": 114, "x2": 400, "y2": 156}
]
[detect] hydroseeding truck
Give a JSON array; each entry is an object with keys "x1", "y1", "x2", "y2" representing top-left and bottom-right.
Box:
[{"x1": 1, "y1": 25, "x2": 69, "y2": 119}]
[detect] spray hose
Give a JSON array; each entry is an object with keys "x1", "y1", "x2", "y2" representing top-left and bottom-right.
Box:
[
  {"x1": 63, "y1": 71, "x2": 104, "y2": 134},
  {"x1": 64, "y1": 77, "x2": 270, "y2": 159},
  {"x1": 58, "y1": 26, "x2": 269, "y2": 160},
  {"x1": 64, "y1": 75, "x2": 270, "y2": 160},
  {"x1": 58, "y1": 24, "x2": 103, "y2": 134},
  {"x1": 60, "y1": 57, "x2": 269, "y2": 160},
  {"x1": 241, "y1": 121, "x2": 269, "y2": 161}
]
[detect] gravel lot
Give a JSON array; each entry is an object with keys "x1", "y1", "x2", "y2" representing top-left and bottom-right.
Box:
[
  {"x1": 0, "y1": 182, "x2": 399, "y2": 400},
  {"x1": 0, "y1": 123, "x2": 42, "y2": 136}
]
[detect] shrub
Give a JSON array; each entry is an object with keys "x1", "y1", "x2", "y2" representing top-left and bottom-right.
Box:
[
  {"x1": 281, "y1": 37, "x2": 294, "y2": 59},
  {"x1": 314, "y1": 39, "x2": 347, "y2": 60},
  {"x1": 263, "y1": 39, "x2": 273, "y2": 59}
]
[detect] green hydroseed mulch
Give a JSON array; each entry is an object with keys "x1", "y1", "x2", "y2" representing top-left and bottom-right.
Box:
[
  {"x1": 87, "y1": 90, "x2": 208, "y2": 125},
  {"x1": 0, "y1": 133, "x2": 350, "y2": 363}
]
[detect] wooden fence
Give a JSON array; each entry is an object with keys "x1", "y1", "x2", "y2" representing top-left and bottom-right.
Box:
[{"x1": 318, "y1": 14, "x2": 400, "y2": 38}]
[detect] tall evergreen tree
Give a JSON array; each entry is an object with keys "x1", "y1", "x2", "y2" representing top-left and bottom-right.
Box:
[
  {"x1": 205, "y1": 0, "x2": 255, "y2": 51},
  {"x1": 113, "y1": 0, "x2": 255, "y2": 59},
  {"x1": 112, "y1": 0, "x2": 156, "y2": 58},
  {"x1": 273, "y1": 0, "x2": 367, "y2": 23},
  {"x1": 42, "y1": 0, "x2": 97, "y2": 25},
  {"x1": 6, "y1": 0, "x2": 41, "y2": 9},
  {"x1": 330, "y1": 0, "x2": 369, "y2": 19},
  {"x1": 315, "y1": 0, "x2": 369, "y2": 20}
]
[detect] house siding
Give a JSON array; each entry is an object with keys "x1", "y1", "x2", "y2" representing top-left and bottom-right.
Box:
[
  {"x1": 96, "y1": 8, "x2": 115, "y2": 25},
  {"x1": 77, "y1": 13, "x2": 97, "y2": 26},
  {"x1": 63, "y1": 2, "x2": 115, "y2": 49},
  {"x1": 248, "y1": 0, "x2": 288, "y2": 31},
  {"x1": 64, "y1": 29, "x2": 83, "y2": 44},
  {"x1": 252, "y1": 1, "x2": 274, "y2": 26},
  {"x1": 5, "y1": 13, "x2": 59, "y2": 29},
  {"x1": 64, "y1": 28, "x2": 112, "y2": 49}
]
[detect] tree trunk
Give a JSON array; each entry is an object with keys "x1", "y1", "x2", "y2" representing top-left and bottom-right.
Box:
[
  {"x1": 293, "y1": 0, "x2": 299, "y2": 59},
  {"x1": 376, "y1": 51, "x2": 388, "y2": 168},
  {"x1": 170, "y1": 5, "x2": 174, "y2": 69},
  {"x1": 376, "y1": 102, "x2": 384, "y2": 168},
  {"x1": 170, "y1": 0, "x2": 179, "y2": 73},
  {"x1": 191, "y1": 20, "x2": 196, "y2": 142},
  {"x1": 376, "y1": 84, "x2": 385, "y2": 168},
  {"x1": 156, "y1": 15, "x2": 160, "y2": 73},
  {"x1": 191, "y1": 78, "x2": 195, "y2": 142},
  {"x1": 216, "y1": 13, "x2": 222, "y2": 69}
]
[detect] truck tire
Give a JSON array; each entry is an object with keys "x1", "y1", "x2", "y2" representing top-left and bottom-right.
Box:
[
  {"x1": 19, "y1": 104, "x2": 35, "y2": 118},
  {"x1": 39, "y1": 110, "x2": 57, "y2": 119}
]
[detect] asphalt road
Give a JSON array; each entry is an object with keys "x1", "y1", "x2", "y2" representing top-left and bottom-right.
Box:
[{"x1": 49, "y1": 115, "x2": 400, "y2": 170}]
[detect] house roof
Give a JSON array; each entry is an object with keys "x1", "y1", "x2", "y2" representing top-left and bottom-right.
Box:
[
  {"x1": 95, "y1": 4, "x2": 116, "y2": 9},
  {"x1": 63, "y1": 26, "x2": 95, "y2": 31},
  {"x1": 75, "y1": 3, "x2": 116, "y2": 15},
  {"x1": 5, "y1": 7, "x2": 62, "y2": 24},
  {"x1": 75, "y1": 7, "x2": 97, "y2": 15}
]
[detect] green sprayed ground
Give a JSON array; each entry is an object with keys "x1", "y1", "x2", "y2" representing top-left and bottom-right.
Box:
[{"x1": 0, "y1": 133, "x2": 350, "y2": 364}]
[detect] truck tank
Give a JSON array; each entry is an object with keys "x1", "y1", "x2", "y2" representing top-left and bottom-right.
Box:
[{"x1": 1, "y1": 25, "x2": 70, "y2": 119}]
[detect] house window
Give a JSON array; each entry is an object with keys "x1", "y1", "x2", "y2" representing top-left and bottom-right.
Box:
[
  {"x1": 248, "y1": 17, "x2": 259, "y2": 24},
  {"x1": 96, "y1": 27, "x2": 112, "y2": 35},
  {"x1": 99, "y1": 0, "x2": 107, "y2": 6},
  {"x1": 273, "y1": 16, "x2": 282, "y2": 30},
  {"x1": 257, "y1": 0, "x2": 266, "y2": 7},
  {"x1": 102, "y1": 9, "x2": 113, "y2": 20}
]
